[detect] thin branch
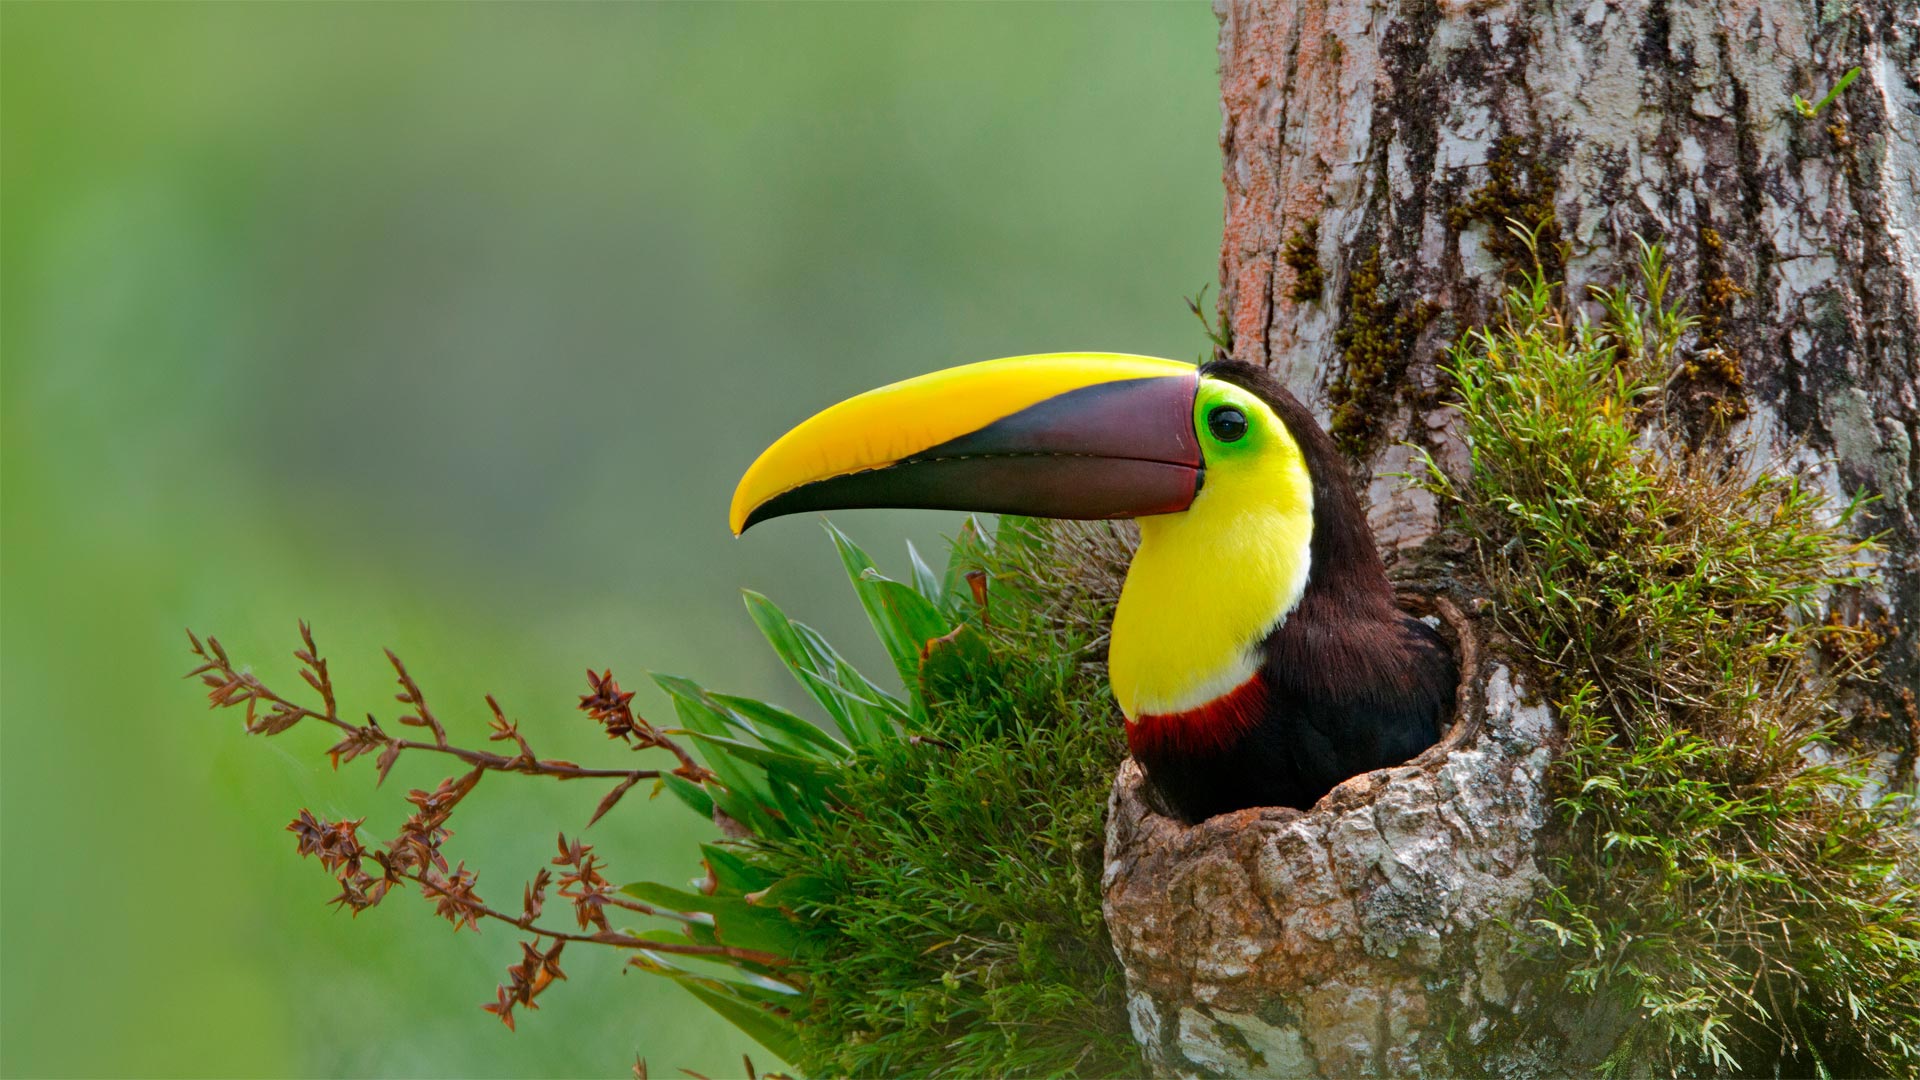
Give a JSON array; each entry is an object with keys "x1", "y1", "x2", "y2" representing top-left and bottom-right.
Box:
[
  {"x1": 187, "y1": 627, "x2": 712, "y2": 794},
  {"x1": 386, "y1": 861, "x2": 790, "y2": 968}
]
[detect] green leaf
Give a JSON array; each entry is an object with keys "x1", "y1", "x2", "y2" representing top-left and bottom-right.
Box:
[
  {"x1": 712, "y1": 692, "x2": 849, "y2": 760},
  {"x1": 906, "y1": 540, "x2": 942, "y2": 601},
  {"x1": 753, "y1": 872, "x2": 833, "y2": 913},
  {"x1": 661, "y1": 773, "x2": 714, "y2": 820},
  {"x1": 742, "y1": 590, "x2": 861, "y2": 740},
  {"x1": 622, "y1": 880, "x2": 714, "y2": 915},
  {"x1": 705, "y1": 779, "x2": 783, "y2": 841},
  {"x1": 631, "y1": 938, "x2": 801, "y2": 994},
  {"x1": 791, "y1": 621, "x2": 908, "y2": 724},
  {"x1": 769, "y1": 767, "x2": 833, "y2": 833},
  {"x1": 673, "y1": 977, "x2": 803, "y2": 1066},
  {"x1": 742, "y1": 576, "x2": 909, "y2": 747},
  {"x1": 827, "y1": 521, "x2": 954, "y2": 688},
  {"x1": 623, "y1": 882, "x2": 809, "y2": 956},
  {"x1": 683, "y1": 730, "x2": 837, "y2": 785},
  {"x1": 681, "y1": 732, "x2": 838, "y2": 825},
  {"x1": 794, "y1": 665, "x2": 904, "y2": 729},
  {"x1": 701, "y1": 843, "x2": 780, "y2": 896},
  {"x1": 654, "y1": 675, "x2": 776, "y2": 805},
  {"x1": 862, "y1": 571, "x2": 953, "y2": 685},
  {"x1": 633, "y1": 946, "x2": 802, "y2": 1061}
]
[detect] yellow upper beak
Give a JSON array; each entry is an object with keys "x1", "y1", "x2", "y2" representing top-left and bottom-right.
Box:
[{"x1": 729, "y1": 352, "x2": 1202, "y2": 535}]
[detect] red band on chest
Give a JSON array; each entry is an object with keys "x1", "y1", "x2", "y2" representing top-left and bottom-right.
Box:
[{"x1": 1125, "y1": 672, "x2": 1268, "y2": 759}]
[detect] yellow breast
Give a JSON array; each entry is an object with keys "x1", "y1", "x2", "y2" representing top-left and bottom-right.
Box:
[{"x1": 1107, "y1": 415, "x2": 1313, "y2": 720}]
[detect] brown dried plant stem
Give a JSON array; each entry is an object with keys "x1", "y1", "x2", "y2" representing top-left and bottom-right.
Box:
[
  {"x1": 387, "y1": 859, "x2": 785, "y2": 966},
  {"x1": 188, "y1": 625, "x2": 710, "y2": 797},
  {"x1": 184, "y1": 622, "x2": 767, "y2": 1033}
]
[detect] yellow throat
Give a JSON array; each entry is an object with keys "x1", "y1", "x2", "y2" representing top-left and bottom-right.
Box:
[{"x1": 1107, "y1": 381, "x2": 1314, "y2": 720}]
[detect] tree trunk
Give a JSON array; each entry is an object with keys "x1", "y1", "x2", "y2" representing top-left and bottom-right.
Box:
[{"x1": 1103, "y1": 0, "x2": 1918, "y2": 1073}]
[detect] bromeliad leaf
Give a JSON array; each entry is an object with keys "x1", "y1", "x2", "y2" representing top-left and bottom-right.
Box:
[
  {"x1": 905, "y1": 539, "x2": 943, "y2": 602},
  {"x1": 633, "y1": 940, "x2": 802, "y2": 996},
  {"x1": 789, "y1": 622, "x2": 907, "y2": 726},
  {"x1": 680, "y1": 731, "x2": 840, "y2": 812},
  {"x1": 701, "y1": 843, "x2": 780, "y2": 895},
  {"x1": 622, "y1": 882, "x2": 812, "y2": 957},
  {"x1": 654, "y1": 675, "x2": 776, "y2": 805},
  {"x1": 660, "y1": 772, "x2": 714, "y2": 820},
  {"x1": 793, "y1": 667, "x2": 906, "y2": 743},
  {"x1": 742, "y1": 590, "x2": 876, "y2": 745},
  {"x1": 680, "y1": 730, "x2": 837, "y2": 783},
  {"x1": 631, "y1": 952, "x2": 804, "y2": 1064},
  {"x1": 704, "y1": 773, "x2": 785, "y2": 840},
  {"x1": 710, "y1": 693, "x2": 849, "y2": 761},
  {"x1": 858, "y1": 568, "x2": 952, "y2": 696},
  {"x1": 749, "y1": 872, "x2": 832, "y2": 914},
  {"x1": 676, "y1": 977, "x2": 805, "y2": 1066},
  {"x1": 826, "y1": 522, "x2": 954, "y2": 689}
]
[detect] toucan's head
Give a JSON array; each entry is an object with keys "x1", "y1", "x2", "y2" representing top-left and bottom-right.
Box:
[
  {"x1": 730, "y1": 351, "x2": 1406, "y2": 752},
  {"x1": 728, "y1": 353, "x2": 1314, "y2": 538},
  {"x1": 731, "y1": 352, "x2": 1446, "y2": 821}
]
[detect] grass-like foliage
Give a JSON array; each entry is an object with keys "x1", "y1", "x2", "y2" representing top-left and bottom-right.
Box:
[
  {"x1": 1422, "y1": 236, "x2": 1920, "y2": 1076},
  {"x1": 631, "y1": 517, "x2": 1141, "y2": 1077}
]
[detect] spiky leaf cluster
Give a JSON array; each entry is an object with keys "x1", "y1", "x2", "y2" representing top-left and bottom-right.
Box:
[{"x1": 630, "y1": 518, "x2": 1141, "y2": 1078}]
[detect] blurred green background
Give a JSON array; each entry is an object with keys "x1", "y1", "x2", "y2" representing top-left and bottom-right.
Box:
[{"x1": 0, "y1": 4, "x2": 1218, "y2": 1076}]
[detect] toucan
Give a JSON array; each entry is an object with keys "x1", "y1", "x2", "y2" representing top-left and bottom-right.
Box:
[{"x1": 729, "y1": 353, "x2": 1455, "y2": 822}]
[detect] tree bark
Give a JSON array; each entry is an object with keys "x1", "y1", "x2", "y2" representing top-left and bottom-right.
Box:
[{"x1": 1103, "y1": 0, "x2": 1919, "y2": 1073}]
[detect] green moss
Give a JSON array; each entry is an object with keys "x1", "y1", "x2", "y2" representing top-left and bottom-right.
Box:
[
  {"x1": 1280, "y1": 218, "x2": 1325, "y2": 303},
  {"x1": 1447, "y1": 135, "x2": 1563, "y2": 282},
  {"x1": 1670, "y1": 223, "x2": 1751, "y2": 439},
  {"x1": 1420, "y1": 241, "x2": 1920, "y2": 1076},
  {"x1": 1329, "y1": 245, "x2": 1435, "y2": 454},
  {"x1": 779, "y1": 521, "x2": 1137, "y2": 1077},
  {"x1": 625, "y1": 518, "x2": 1142, "y2": 1078}
]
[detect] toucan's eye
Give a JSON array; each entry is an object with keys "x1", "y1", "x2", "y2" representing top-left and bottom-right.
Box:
[{"x1": 1207, "y1": 406, "x2": 1248, "y2": 443}]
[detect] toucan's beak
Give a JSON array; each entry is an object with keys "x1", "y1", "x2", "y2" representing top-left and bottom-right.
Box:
[{"x1": 730, "y1": 353, "x2": 1202, "y2": 534}]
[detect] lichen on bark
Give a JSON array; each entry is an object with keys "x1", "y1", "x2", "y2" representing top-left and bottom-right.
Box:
[{"x1": 1327, "y1": 245, "x2": 1436, "y2": 454}]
